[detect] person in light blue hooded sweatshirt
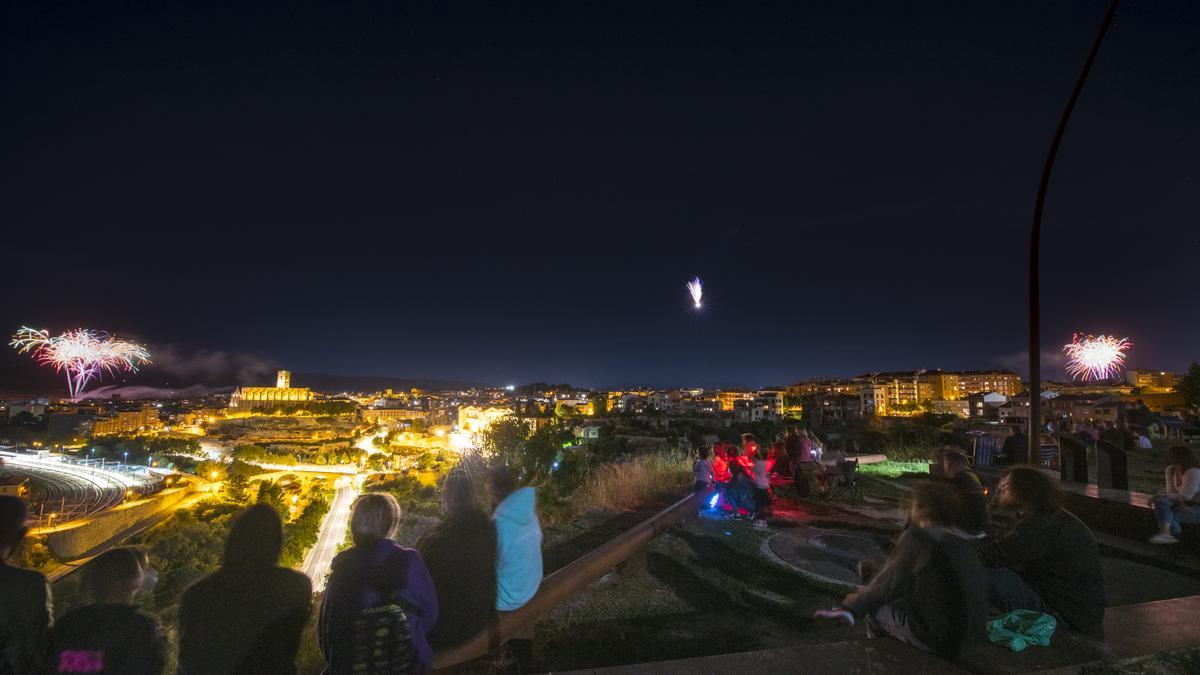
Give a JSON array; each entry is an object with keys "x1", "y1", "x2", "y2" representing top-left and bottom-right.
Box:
[{"x1": 490, "y1": 466, "x2": 543, "y2": 611}]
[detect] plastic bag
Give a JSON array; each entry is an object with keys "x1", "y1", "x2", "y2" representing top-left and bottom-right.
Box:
[{"x1": 987, "y1": 610, "x2": 1057, "y2": 652}]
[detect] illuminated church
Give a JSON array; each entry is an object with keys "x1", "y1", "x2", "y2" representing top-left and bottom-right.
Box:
[{"x1": 229, "y1": 370, "x2": 314, "y2": 410}]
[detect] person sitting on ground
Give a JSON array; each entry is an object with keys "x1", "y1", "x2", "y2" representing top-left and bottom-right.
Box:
[
  {"x1": 941, "y1": 450, "x2": 989, "y2": 536},
  {"x1": 1148, "y1": 446, "x2": 1200, "y2": 545},
  {"x1": 491, "y1": 466, "x2": 543, "y2": 612},
  {"x1": 750, "y1": 446, "x2": 772, "y2": 527},
  {"x1": 692, "y1": 445, "x2": 714, "y2": 495},
  {"x1": 979, "y1": 467, "x2": 1105, "y2": 638},
  {"x1": 814, "y1": 482, "x2": 987, "y2": 660},
  {"x1": 179, "y1": 503, "x2": 313, "y2": 674},
  {"x1": 416, "y1": 471, "x2": 496, "y2": 652},
  {"x1": 52, "y1": 546, "x2": 166, "y2": 674},
  {"x1": 321, "y1": 492, "x2": 439, "y2": 673},
  {"x1": 0, "y1": 496, "x2": 52, "y2": 675}
]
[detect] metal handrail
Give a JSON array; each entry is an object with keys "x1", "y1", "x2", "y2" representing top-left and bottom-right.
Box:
[{"x1": 432, "y1": 491, "x2": 701, "y2": 670}]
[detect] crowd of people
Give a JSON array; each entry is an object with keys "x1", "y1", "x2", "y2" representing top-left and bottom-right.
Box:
[
  {"x1": 0, "y1": 464, "x2": 545, "y2": 674},
  {"x1": 3, "y1": 435, "x2": 1197, "y2": 671},
  {"x1": 814, "y1": 463, "x2": 1107, "y2": 659},
  {"x1": 693, "y1": 427, "x2": 850, "y2": 526}
]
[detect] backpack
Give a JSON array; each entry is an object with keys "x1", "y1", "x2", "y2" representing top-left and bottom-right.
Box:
[{"x1": 346, "y1": 587, "x2": 418, "y2": 674}]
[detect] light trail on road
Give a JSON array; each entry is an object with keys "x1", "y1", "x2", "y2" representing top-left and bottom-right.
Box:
[{"x1": 301, "y1": 478, "x2": 359, "y2": 592}]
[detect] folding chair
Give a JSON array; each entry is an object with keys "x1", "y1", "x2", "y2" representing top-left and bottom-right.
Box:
[{"x1": 825, "y1": 458, "x2": 863, "y2": 503}]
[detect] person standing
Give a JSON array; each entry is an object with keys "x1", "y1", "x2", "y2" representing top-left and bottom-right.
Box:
[
  {"x1": 692, "y1": 446, "x2": 715, "y2": 494},
  {"x1": 980, "y1": 467, "x2": 1105, "y2": 638},
  {"x1": 750, "y1": 446, "x2": 772, "y2": 527},
  {"x1": 0, "y1": 496, "x2": 52, "y2": 675},
  {"x1": 52, "y1": 547, "x2": 166, "y2": 674},
  {"x1": 179, "y1": 504, "x2": 313, "y2": 674},
  {"x1": 490, "y1": 467, "x2": 543, "y2": 612},
  {"x1": 1148, "y1": 446, "x2": 1200, "y2": 545},
  {"x1": 416, "y1": 471, "x2": 496, "y2": 651}
]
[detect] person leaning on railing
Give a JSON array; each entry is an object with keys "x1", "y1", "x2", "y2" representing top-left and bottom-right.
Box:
[
  {"x1": 490, "y1": 466, "x2": 543, "y2": 613},
  {"x1": 416, "y1": 470, "x2": 497, "y2": 652},
  {"x1": 1148, "y1": 446, "x2": 1200, "y2": 545}
]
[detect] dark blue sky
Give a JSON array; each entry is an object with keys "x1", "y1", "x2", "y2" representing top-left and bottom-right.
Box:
[{"x1": 2, "y1": 1, "x2": 1197, "y2": 388}]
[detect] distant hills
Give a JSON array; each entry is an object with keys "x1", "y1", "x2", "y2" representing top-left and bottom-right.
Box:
[
  {"x1": 0, "y1": 362, "x2": 489, "y2": 399},
  {"x1": 289, "y1": 372, "x2": 490, "y2": 393}
]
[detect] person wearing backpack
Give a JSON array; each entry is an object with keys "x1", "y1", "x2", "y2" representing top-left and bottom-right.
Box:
[{"x1": 319, "y1": 492, "x2": 439, "y2": 674}]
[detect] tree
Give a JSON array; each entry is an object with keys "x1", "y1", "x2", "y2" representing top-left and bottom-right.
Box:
[
  {"x1": 195, "y1": 460, "x2": 226, "y2": 482},
  {"x1": 256, "y1": 480, "x2": 287, "y2": 515},
  {"x1": 1178, "y1": 362, "x2": 1200, "y2": 416},
  {"x1": 478, "y1": 418, "x2": 529, "y2": 467},
  {"x1": 223, "y1": 474, "x2": 250, "y2": 504}
]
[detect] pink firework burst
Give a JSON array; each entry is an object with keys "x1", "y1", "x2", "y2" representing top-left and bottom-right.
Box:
[
  {"x1": 1062, "y1": 333, "x2": 1132, "y2": 381},
  {"x1": 10, "y1": 326, "x2": 151, "y2": 400}
]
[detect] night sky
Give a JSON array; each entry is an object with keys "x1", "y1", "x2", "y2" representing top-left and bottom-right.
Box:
[{"x1": 3, "y1": 1, "x2": 1197, "y2": 389}]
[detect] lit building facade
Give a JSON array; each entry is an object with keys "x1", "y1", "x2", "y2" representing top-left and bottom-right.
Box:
[
  {"x1": 457, "y1": 405, "x2": 511, "y2": 434},
  {"x1": 229, "y1": 370, "x2": 314, "y2": 410}
]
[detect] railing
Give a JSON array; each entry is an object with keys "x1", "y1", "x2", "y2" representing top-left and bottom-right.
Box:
[{"x1": 432, "y1": 491, "x2": 701, "y2": 671}]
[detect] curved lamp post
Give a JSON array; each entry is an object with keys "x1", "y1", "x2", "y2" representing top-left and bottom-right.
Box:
[{"x1": 1027, "y1": 0, "x2": 1120, "y2": 464}]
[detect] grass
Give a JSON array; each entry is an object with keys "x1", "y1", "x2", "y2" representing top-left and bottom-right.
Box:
[
  {"x1": 857, "y1": 460, "x2": 931, "y2": 479},
  {"x1": 569, "y1": 451, "x2": 692, "y2": 514}
]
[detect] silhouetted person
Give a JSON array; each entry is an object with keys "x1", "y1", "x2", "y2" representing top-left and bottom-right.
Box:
[
  {"x1": 0, "y1": 496, "x2": 51, "y2": 675},
  {"x1": 815, "y1": 482, "x2": 987, "y2": 660},
  {"x1": 981, "y1": 467, "x2": 1105, "y2": 638},
  {"x1": 999, "y1": 426, "x2": 1027, "y2": 466},
  {"x1": 416, "y1": 471, "x2": 497, "y2": 651},
  {"x1": 941, "y1": 450, "x2": 988, "y2": 536},
  {"x1": 321, "y1": 492, "x2": 438, "y2": 674},
  {"x1": 52, "y1": 546, "x2": 166, "y2": 674},
  {"x1": 490, "y1": 466, "x2": 543, "y2": 612},
  {"x1": 179, "y1": 504, "x2": 312, "y2": 674}
]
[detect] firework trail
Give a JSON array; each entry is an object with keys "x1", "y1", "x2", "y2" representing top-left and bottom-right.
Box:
[
  {"x1": 687, "y1": 277, "x2": 703, "y2": 308},
  {"x1": 10, "y1": 327, "x2": 152, "y2": 400},
  {"x1": 1063, "y1": 333, "x2": 1131, "y2": 381}
]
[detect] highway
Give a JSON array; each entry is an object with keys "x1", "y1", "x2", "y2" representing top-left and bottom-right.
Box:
[{"x1": 300, "y1": 478, "x2": 359, "y2": 592}]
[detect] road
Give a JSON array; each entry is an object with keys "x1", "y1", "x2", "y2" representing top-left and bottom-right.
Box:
[{"x1": 301, "y1": 479, "x2": 359, "y2": 592}]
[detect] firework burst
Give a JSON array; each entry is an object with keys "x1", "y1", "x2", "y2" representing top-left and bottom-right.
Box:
[
  {"x1": 10, "y1": 327, "x2": 152, "y2": 400},
  {"x1": 686, "y1": 276, "x2": 703, "y2": 308},
  {"x1": 1063, "y1": 333, "x2": 1131, "y2": 381}
]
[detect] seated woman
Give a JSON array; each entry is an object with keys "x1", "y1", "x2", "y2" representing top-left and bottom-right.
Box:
[
  {"x1": 416, "y1": 471, "x2": 497, "y2": 652},
  {"x1": 320, "y1": 493, "x2": 439, "y2": 674},
  {"x1": 814, "y1": 482, "x2": 987, "y2": 660},
  {"x1": 1149, "y1": 446, "x2": 1200, "y2": 545}
]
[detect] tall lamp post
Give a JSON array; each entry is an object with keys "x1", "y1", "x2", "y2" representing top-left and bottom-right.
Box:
[{"x1": 1027, "y1": 0, "x2": 1120, "y2": 464}]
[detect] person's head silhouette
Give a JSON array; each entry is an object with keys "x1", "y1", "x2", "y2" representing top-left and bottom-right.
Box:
[{"x1": 224, "y1": 504, "x2": 283, "y2": 569}]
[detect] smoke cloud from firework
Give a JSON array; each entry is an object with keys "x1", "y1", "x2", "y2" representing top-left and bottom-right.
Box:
[
  {"x1": 1063, "y1": 334, "x2": 1132, "y2": 381},
  {"x1": 10, "y1": 327, "x2": 152, "y2": 400}
]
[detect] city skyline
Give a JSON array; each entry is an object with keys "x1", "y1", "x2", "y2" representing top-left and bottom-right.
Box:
[{"x1": 3, "y1": 1, "x2": 1198, "y2": 387}]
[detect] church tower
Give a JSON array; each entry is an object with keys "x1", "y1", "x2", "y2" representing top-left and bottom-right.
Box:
[{"x1": 276, "y1": 370, "x2": 291, "y2": 388}]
